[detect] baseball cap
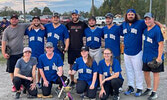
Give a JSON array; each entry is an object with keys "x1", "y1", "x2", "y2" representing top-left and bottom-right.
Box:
[
  {"x1": 53, "y1": 13, "x2": 60, "y2": 18},
  {"x1": 81, "y1": 46, "x2": 89, "y2": 52},
  {"x1": 46, "y1": 42, "x2": 53, "y2": 48},
  {"x1": 105, "y1": 13, "x2": 114, "y2": 18},
  {"x1": 23, "y1": 47, "x2": 32, "y2": 53},
  {"x1": 11, "y1": 14, "x2": 18, "y2": 19},
  {"x1": 126, "y1": 9, "x2": 136, "y2": 14},
  {"x1": 144, "y1": 12, "x2": 153, "y2": 19},
  {"x1": 32, "y1": 16, "x2": 40, "y2": 20},
  {"x1": 72, "y1": 9, "x2": 79, "y2": 15},
  {"x1": 88, "y1": 16, "x2": 96, "y2": 21}
]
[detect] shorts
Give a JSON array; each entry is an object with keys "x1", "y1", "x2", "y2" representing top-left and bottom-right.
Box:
[
  {"x1": 6, "y1": 53, "x2": 23, "y2": 73},
  {"x1": 142, "y1": 62, "x2": 164, "y2": 72},
  {"x1": 68, "y1": 50, "x2": 81, "y2": 65}
]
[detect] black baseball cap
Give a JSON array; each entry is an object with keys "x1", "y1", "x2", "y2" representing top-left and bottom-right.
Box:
[
  {"x1": 11, "y1": 14, "x2": 18, "y2": 19},
  {"x1": 88, "y1": 16, "x2": 96, "y2": 21},
  {"x1": 53, "y1": 13, "x2": 60, "y2": 18},
  {"x1": 32, "y1": 16, "x2": 40, "y2": 20},
  {"x1": 81, "y1": 46, "x2": 89, "y2": 52},
  {"x1": 105, "y1": 13, "x2": 114, "y2": 18}
]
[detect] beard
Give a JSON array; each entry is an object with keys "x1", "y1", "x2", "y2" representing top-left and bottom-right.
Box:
[
  {"x1": 34, "y1": 24, "x2": 40, "y2": 27},
  {"x1": 89, "y1": 24, "x2": 95, "y2": 27},
  {"x1": 127, "y1": 18, "x2": 136, "y2": 23},
  {"x1": 72, "y1": 18, "x2": 79, "y2": 23}
]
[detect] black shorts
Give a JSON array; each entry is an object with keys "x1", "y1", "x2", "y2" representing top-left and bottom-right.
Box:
[
  {"x1": 68, "y1": 50, "x2": 81, "y2": 64},
  {"x1": 6, "y1": 53, "x2": 23, "y2": 73},
  {"x1": 142, "y1": 62, "x2": 164, "y2": 72}
]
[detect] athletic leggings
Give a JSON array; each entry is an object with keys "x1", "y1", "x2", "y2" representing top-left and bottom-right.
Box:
[
  {"x1": 76, "y1": 80, "x2": 97, "y2": 99},
  {"x1": 100, "y1": 78, "x2": 123, "y2": 100},
  {"x1": 13, "y1": 77, "x2": 37, "y2": 96},
  {"x1": 42, "y1": 75, "x2": 68, "y2": 96}
]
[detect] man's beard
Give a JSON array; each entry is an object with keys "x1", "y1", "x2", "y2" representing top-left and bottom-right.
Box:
[
  {"x1": 34, "y1": 24, "x2": 40, "y2": 27},
  {"x1": 127, "y1": 18, "x2": 136, "y2": 23},
  {"x1": 72, "y1": 18, "x2": 79, "y2": 23},
  {"x1": 89, "y1": 24, "x2": 95, "y2": 27}
]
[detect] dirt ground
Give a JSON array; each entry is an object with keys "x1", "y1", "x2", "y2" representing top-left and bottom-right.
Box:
[{"x1": 0, "y1": 59, "x2": 167, "y2": 100}]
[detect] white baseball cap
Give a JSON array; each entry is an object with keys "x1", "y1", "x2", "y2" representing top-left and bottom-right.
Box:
[{"x1": 23, "y1": 47, "x2": 32, "y2": 53}]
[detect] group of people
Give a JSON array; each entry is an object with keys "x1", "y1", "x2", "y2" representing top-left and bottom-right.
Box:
[{"x1": 1, "y1": 8, "x2": 164, "y2": 100}]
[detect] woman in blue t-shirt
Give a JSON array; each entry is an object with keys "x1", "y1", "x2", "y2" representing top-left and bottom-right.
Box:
[
  {"x1": 68, "y1": 46, "x2": 98, "y2": 99},
  {"x1": 13, "y1": 47, "x2": 38, "y2": 99},
  {"x1": 99, "y1": 48, "x2": 124, "y2": 100}
]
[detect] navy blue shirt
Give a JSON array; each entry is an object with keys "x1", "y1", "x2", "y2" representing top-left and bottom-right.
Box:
[
  {"x1": 38, "y1": 53, "x2": 63, "y2": 83},
  {"x1": 25, "y1": 28, "x2": 45, "y2": 58},
  {"x1": 98, "y1": 58, "x2": 123, "y2": 81},
  {"x1": 84, "y1": 27, "x2": 103, "y2": 49},
  {"x1": 143, "y1": 25, "x2": 164, "y2": 63},
  {"x1": 45, "y1": 23, "x2": 69, "y2": 56},
  {"x1": 120, "y1": 20, "x2": 147, "y2": 55},
  {"x1": 73, "y1": 57, "x2": 98, "y2": 87},
  {"x1": 103, "y1": 25, "x2": 122, "y2": 57}
]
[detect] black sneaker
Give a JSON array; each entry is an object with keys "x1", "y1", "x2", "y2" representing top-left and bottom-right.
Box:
[
  {"x1": 70, "y1": 81, "x2": 75, "y2": 87},
  {"x1": 124, "y1": 86, "x2": 134, "y2": 95},
  {"x1": 113, "y1": 95, "x2": 120, "y2": 100},
  {"x1": 15, "y1": 92, "x2": 21, "y2": 99},
  {"x1": 142, "y1": 88, "x2": 152, "y2": 96},
  {"x1": 147, "y1": 92, "x2": 158, "y2": 100},
  {"x1": 134, "y1": 89, "x2": 142, "y2": 97}
]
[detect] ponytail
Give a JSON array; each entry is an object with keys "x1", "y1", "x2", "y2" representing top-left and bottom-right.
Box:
[{"x1": 86, "y1": 54, "x2": 93, "y2": 67}]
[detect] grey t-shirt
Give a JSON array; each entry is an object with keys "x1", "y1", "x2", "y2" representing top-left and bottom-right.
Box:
[
  {"x1": 2, "y1": 23, "x2": 29, "y2": 55},
  {"x1": 15, "y1": 57, "x2": 37, "y2": 77}
]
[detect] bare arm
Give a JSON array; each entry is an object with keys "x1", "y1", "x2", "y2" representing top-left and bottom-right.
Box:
[
  {"x1": 32, "y1": 65, "x2": 36, "y2": 84},
  {"x1": 155, "y1": 21, "x2": 163, "y2": 28},
  {"x1": 14, "y1": 68, "x2": 32, "y2": 80},
  {"x1": 157, "y1": 41, "x2": 164, "y2": 62},
  {"x1": 103, "y1": 72, "x2": 119, "y2": 82},
  {"x1": 64, "y1": 38, "x2": 69, "y2": 52},
  {"x1": 91, "y1": 72, "x2": 97, "y2": 86},
  {"x1": 1, "y1": 41, "x2": 9, "y2": 59},
  {"x1": 99, "y1": 74, "x2": 104, "y2": 90},
  {"x1": 57, "y1": 66, "x2": 63, "y2": 76}
]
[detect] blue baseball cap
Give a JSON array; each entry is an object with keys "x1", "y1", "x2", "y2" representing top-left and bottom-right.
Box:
[
  {"x1": 72, "y1": 9, "x2": 79, "y2": 14},
  {"x1": 144, "y1": 12, "x2": 153, "y2": 19},
  {"x1": 126, "y1": 9, "x2": 136, "y2": 14},
  {"x1": 105, "y1": 13, "x2": 114, "y2": 18}
]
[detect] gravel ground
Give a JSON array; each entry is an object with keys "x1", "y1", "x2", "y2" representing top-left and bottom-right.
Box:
[{"x1": 0, "y1": 59, "x2": 167, "y2": 100}]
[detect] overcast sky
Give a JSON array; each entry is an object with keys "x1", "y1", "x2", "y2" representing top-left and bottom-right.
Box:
[{"x1": 0, "y1": 0, "x2": 104, "y2": 14}]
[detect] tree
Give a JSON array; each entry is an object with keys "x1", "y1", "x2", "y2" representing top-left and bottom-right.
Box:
[
  {"x1": 29, "y1": 7, "x2": 41, "y2": 16},
  {"x1": 0, "y1": 6, "x2": 21, "y2": 16},
  {"x1": 42, "y1": 7, "x2": 52, "y2": 15}
]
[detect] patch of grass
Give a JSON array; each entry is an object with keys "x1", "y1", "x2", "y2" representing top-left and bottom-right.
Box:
[{"x1": 0, "y1": 52, "x2": 6, "y2": 64}]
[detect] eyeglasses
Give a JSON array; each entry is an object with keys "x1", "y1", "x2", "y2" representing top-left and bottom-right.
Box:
[
  {"x1": 24, "y1": 51, "x2": 31, "y2": 53},
  {"x1": 46, "y1": 47, "x2": 53, "y2": 49},
  {"x1": 103, "y1": 53, "x2": 111, "y2": 55}
]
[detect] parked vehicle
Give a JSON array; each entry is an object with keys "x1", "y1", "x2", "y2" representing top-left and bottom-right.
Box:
[
  {"x1": 40, "y1": 15, "x2": 52, "y2": 24},
  {"x1": 19, "y1": 15, "x2": 33, "y2": 23},
  {"x1": 113, "y1": 17, "x2": 124, "y2": 25},
  {"x1": 96, "y1": 16, "x2": 106, "y2": 26},
  {"x1": 60, "y1": 16, "x2": 71, "y2": 25}
]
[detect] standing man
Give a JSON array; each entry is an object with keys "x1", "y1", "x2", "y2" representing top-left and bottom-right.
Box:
[
  {"x1": 84, "y1": 16, "x2": 103, "y2": 64},
  {"x1": 25, "y1": 16, "x2": 46, "y2": 88},
  {"x1": 66, "y1": 9, "x2": 88, "y2": 86},
  {"x1": 142, "y1": 13, "x2": 164, "y2": 100},
  {"x1": 45, "y1": 14, "x2": 69, "y2": 60},
  {"x1": 1, "y1": 14, "x2": 29, "y2": 91},
  {"x1": 121, "y1": 9, "x2": 147, "y2": 96},
  {"x1": 103, "y1": 13, "x2": 122, "y2": 63}
]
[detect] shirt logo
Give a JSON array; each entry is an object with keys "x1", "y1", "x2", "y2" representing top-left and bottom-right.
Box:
[
  {"x1": 110, "y1": 34, "x2": 115, "y2": 40},
  {"x1": 54, "y1": 33, "x2": 60, "y2": 40},
  {"x1": 123, "y1": 29, "x2": 127, "y2": 34},
  {"x1": 87, "y1": 37, "x2": 91, "y2": 42},
  {"x1": 52, "y1": 63, "x2": 57, "y2": 71},
  {"x1": 147, "y1": 37, "x2": 153, "y2": 43},
  {"x1": 47, "y1": 32, "x2": 52, "y2": 37},
  {"x1": 30, "y1": 36, "x2": 35, "y2": 41},
  {"x1": 37, "y1": 37, "x2": 43, "y2": 42},
  {"x1": 44, "y1": 66, "x2": 49, "y2": 71},
  {"x1": 131, "y1": 28, "x2": 137, "y2": 34},
  {"x1": 86, "y1": 69, "x2": 92, "y2": 74},
  {"x1": 104, "y1": 34, "x2": 108, "y2": 38},
  {"x1": 78, "y1": 69, "x2": 83, "y2": 73},
  {"x1": 103, "y1": 72, "x2": 108, "y2": 76},
  {"x1": 94, "y1": 37, "x2": 99, "y2": 42}
]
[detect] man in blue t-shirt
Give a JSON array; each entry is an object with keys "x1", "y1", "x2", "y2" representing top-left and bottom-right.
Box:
[
  {"x1": 45, "y1": 14, "x2": 69, "y2": 60},
  {"x1": 103, "y1": 13, "x2": 122, "y2": 63},
  {"x1": 84, "y1": 16, "x2": 103, "y2": 64},
  {"x1": 121, "y1": 9, "x2": 147, "y2": 96},
  {"x1": 142, "y1": 13, "x2": 164, "y2": 100},
  {"x1": 25, "y1": 16, "x2": 46, "y2": 88}
]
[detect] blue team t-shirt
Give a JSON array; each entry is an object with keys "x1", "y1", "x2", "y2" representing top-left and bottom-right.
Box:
[
  {"x1": 143, "y1": 25, "x2": 164, "y2": 63},
  {"x1": 103, "y1": 25, "x2": 122, "y2": 57},
  {"x1": 25, "y1": 28, "x2": 46, "y2": 58},
  {"x1": 38, "y1": 53, "x2": 64, "y2": 83},
  {"x1": 98, "y1": 58, "x2": 124, "y2": 81},
  {"x1": 120, "y1": 20, "x2": 147, "y2": 55},
  {"x1": 84, "y1": 27, "x2": 103, "y2": 49},
  {"x1": 45, "y1": 23, "x2": 69, "y2": 55},
  {"x1": 72, "y1": 57, "x2": 98, "y2": 87}
]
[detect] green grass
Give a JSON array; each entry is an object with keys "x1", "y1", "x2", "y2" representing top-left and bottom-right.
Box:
[{"x1": 0, "y1": 52, "x2": 7, "y2": 64}]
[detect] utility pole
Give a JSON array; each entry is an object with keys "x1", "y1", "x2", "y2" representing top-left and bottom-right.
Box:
[
  {"x1": 92, "y1": 0, "x2": 94, "y2": 16},
  {"x1": 23, "y1": 0, "x2": 26, "y2": 22},
  {"x1": 149, "y1": 0, "x2": 152, "y2": 13},
  {"x1": 165, "y1": 0, "x2": 167, "y2": 25}
]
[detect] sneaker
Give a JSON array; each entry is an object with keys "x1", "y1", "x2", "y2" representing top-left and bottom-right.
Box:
[
  {"x1": 119, "y1": 87, "x2": 123, "y2": 93},
  {"x1": 147, "y1": 92, "x2": 158, "y2": 100},
  {"x1": 113, "y1": 95, "x2": 120, "y2": 100},
  {"x1": 27, "y1": 94, "x2": 37, "y2": 98},
  {"x1": 134, "y1": 89, "x2": 142, "y2": 97},
  {"x1": 55, "y1": 87, "x2": 61, "y2": 96},
  {"x1": 12, "y1": 85, "x2": 16, "y2": 92},
  {"x1": 142, "y1": 88, "x2": 152, "y2": 96},
  {"x1": 15, "y1": 92, "x2": 21, "y2": 99},
  {"x1": 70, "y1": 81, "x2": 75, "y2": 87},
  {"x1": 124, "y1": 86, "x2": 134, "y2": 95},
  {"x1": 37, "y1": 82, "x2": 42, "y2": 89}
]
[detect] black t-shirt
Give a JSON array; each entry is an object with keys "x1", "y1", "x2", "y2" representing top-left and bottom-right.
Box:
[{"x1": 66, "y1": 21, "x2": 88, "y2": 50}]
